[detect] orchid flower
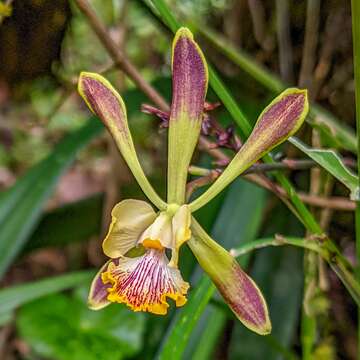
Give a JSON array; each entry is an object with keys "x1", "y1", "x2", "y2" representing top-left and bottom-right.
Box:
[{"x1": 78, "y1": 27, "x2": 308, "y2": 335}]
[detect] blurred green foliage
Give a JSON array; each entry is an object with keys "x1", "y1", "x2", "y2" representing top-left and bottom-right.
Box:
[{"x1": 16, "y1": 289, "x2": 146, "y2": 360}]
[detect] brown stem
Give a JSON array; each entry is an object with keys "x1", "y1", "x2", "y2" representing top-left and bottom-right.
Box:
[
  {"x1": 246, "y1": 175, "x2": 355, "y2": 211},
  {"x1": 247, "y1": 0, "x2": 269, "y2": 51},
  {"x1": 298, "y1": 0, "x2": 321, "y2": 94},
  {"x1": 188, "y1": 165, "x2": 355, "y2": 211},
  {"x1": 75, "y1": 0, "x2": 169, "y2": 112},
  {"x1": 186, "y1": 170, "x2": 221, "y2": 201},
  {"x1": 275, "y1": 0, "x2": 294, "y2": 83},
  {"x1": 189, "y1": 159, "x2": 356, "y2": 176}
]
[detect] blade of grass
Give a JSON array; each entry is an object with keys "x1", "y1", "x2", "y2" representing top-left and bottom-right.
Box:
[
  {"x1": 351, "y1": 1, "x2": 360, "y2": 358},
  {"x1": 289, "y1": 137, "x2": 359, "y2": 199},
  {"x1": 0, "y1": 270, "x2": 94, "y2": 325},
  {"x1": 0, "y1": 119, "x2": 102, "y2": 278}
]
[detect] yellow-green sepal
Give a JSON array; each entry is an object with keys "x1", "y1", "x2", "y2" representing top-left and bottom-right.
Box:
[
  {"x1": 189, "y1": 218, "x2": 271, "y2": 335},
  {"x1": 167, "y1": 28, "x2": 208, "y2": 204},
  {"x1": 78, "y1": 72, "x2": 166, "y2": 210},
  {"x1": 189, "y1": 88, "x2": 308, "y2": 211}
]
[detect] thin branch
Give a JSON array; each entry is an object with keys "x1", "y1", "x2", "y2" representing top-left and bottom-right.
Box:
[
  {"x1": 189, "y1": 158, "x2": 356, "y2": 176},
  {"x1": 230, "y1": 235, "x2": 322, "y2": 258},
  {"x1": 247, "y1": 0, "x2": 272, "y2": 51},
  {"x1": 188, "y1": 165, "x2": 356, "y2": 211},
  {"x1": 75, "y1": 0, "x2": 169, "y2": 112},
  {"x1": 229, "y1": 234, "x2": 360, "y2": 308}
]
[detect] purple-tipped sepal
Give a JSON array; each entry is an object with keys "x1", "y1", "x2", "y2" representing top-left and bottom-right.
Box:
[
  {"x1": 167, "y1": 27, "x2": 209, "y2": 203},
  {"x1": 247, "y1": 88, "x2": 308, "y2": 155},
  {"x1": 189, "y1": 220, "x2": 271, "y2": 335}
]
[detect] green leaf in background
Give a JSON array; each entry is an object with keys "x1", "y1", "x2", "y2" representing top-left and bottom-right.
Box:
[
  {"x1": 157, "y1": 179, "x2": 266, "y2": 360},
  {"x1": 289, "y1": 137, "x2": 359, "y2": 200},
  {"x1": 0, "y1": 119, "x2": 102, "y2": 279},
  {"x1": 25, "y1": 194, "x2": 103, "y2": 252},
  {"x1": 16, "y1": 290, "x2": 146, "y2": 360},
  {"x1": 0, "y1": 271, "x2": 94, "y2": 326}
]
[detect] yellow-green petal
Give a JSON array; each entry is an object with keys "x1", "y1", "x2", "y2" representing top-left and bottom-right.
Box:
[
  {"x1": 189, "y1": 219, "x2": 271, "y2": 335},
  {"x1": 139, "y1": 211, "x2": 173, "y2": 250},
  {"x1": 102, "y1": 199, "x2": 157, "y2": 258},
  {"x1": 189, "y1": 88, "x2": 308, "y2": 211},
  {"x1": 167, "y1": 27, "x2": 208, "y2": 204},
  {"x1": 78, "y1": 72, "x2": 166, "y2": 210},
  {"x1": 169, "y1": 205, "x2": 192, "y2": 267}
]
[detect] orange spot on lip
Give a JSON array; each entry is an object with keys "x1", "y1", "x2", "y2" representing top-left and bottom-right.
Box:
[{"x1": 142, "y1": 239, "x2": 164, "y2": 250}]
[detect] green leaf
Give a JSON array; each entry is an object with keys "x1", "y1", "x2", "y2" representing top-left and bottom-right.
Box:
[
  {"x1": 16, "y1": 291, "x2": 146, "y2": 360},
  {"x1": 0, "y1": 271, "x2": 94, "y2": 325},
  {"x1": 0, "y1": 120, "x2": 102, "y2": 278},
  {"x1": 289, "y1": 137, "x2": 359, "y2": 199},
  {"x1": 158, "y1": 180, "x2": 266, "y2": 359},
  {"x1": 25, "y1": 194, "x2": 103, "y2": 252}
]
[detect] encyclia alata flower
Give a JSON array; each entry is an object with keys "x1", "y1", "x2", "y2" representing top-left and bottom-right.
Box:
[{"x1": 78, "y1": 27, "x2": 308, "y2": 335}]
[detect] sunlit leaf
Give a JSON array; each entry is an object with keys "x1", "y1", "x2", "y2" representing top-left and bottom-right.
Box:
[{"x1": 289, "y1": 137, "x2": 359, "y2": 200}]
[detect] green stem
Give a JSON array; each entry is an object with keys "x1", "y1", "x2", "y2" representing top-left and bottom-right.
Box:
[
  {"x1": 146, "y1": 0, "x2": 360, "y2": 307},
  {"x1": 351, "y1": 1, "x2": 360, "y2": 357},
  {"x1": 231, "y1": 236, "x2": 360, "y2": 308},
  {"x1": 230, "y1": 236, "x2": 322, "y2": 257}
]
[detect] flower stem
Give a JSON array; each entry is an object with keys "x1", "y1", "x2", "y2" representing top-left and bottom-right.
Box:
[{"x1": 351, "y1": 1, "x2": 360, "y2": 356}]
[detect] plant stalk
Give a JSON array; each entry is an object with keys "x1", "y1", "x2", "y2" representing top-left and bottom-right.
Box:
[{"x1": 351, "y1": 1, "x2": 360, "y2": 357}]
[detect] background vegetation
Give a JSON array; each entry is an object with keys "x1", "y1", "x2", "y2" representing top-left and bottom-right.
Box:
[{"x1": 0, "y1": 0, "x2": 359, "y2": 359}]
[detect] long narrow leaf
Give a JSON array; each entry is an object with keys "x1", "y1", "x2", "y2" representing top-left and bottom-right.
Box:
[
  {"x1": 0, "y1": 270, "x2": 94, "y2": 325},
  {"x1": 0, "y1": 120, "x2": 102, "y2": 278},
  {"x1": 290, "y1": 137, "x2": 359, "y2": 199}
]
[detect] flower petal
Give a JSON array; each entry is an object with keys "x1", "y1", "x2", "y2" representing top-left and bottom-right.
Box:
[
  {"x1": 189, "y1": 88, "x2": 308, "y2": 211},
  {"x1": 139, "y1": 212, "x2": 173, "y2": 250},
  {"x1": 78, "y1": 72, "x2": 166, "y2": 210},
  {"x1": 88, "y1": 261, "x2": 112, "y2": 310},
  {"x1": 167, "y1": 27, "x2": 208, "y2": 203},
  {"x1": 102, "y1": 250, "x2": 189, "y2": 315},
  {"x1": 189, "y1": 219, "x2": 271, "y2": 335},
  {"x1": 102, "y1": 199, "x2": 157, "y2": 258},
  {"x1": 169, "y1": 205, "x2": 192, "y2": 267}
]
